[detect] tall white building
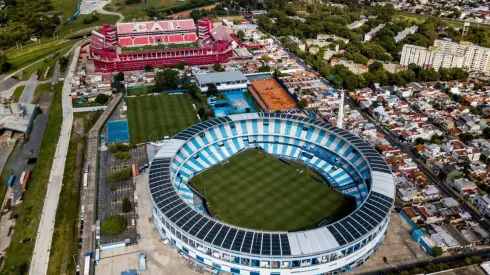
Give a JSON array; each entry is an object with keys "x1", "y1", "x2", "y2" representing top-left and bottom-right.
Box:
[{"x1": 400, "y1": 39, "x2": 490, "y2": 73}]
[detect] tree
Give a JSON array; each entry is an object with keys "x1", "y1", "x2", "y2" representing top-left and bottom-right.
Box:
[
  {"x1": 155, "y1": 69, "x2": 179, "y2": 92},
  {"x1": 237, "y1": 30, "x2": 245, "y2": 41},
  {"x1": 459, "y1": 132, "x2": 475, "y2": 143},
  {"x1": 144, "y1": 64, "x2": 153, "y2": 72},
  {"x1": 207, "y1": 83, "x2": 219, "y2": 97},
  {"x1": 181, "y1": 74, "x2": 190, "y2": 89},
  {"x1": 414, "y1": 137, "x2": 426, "y2": 145},
  {"x1": 188, "y1": 85, "x2": 200, "y2": 99},
  {"x1": 114, "y1": 151, "x2": 132, "y2": 160},
  {"x1": 108, "y1": 143, "x2": 133, "y2": 153},
  {"x1": 59, "y1": 56, "x2": 69, "y2": 71},
  {"x1": 434, "y1": 82, "x2": 442, "y2": 89},
  {"x1": 198, "y1": 107, "x2": 206, "y2": 119},
  {"x1": 258, "y1": 65, "x2": 271, "y2": 72},
  {"x1": 122, "y1": 197, "x2": 131, "y2": 213},
  {"x1": 116, "y1": 72, "x2": 124, "y2": 81},
  {"x1": 101, "y1": 215, "x2": 127, "y2": 235},
  {"x1": 95, "y1": 94, "x2": 109, "y2": 104},
  {"x1": 170, "y1": 62, "x2": 186, "y2": 70},
  {"x1": 261, "y1": 55, "x2": 272, "y2": 62},
  {"x1": 213, "y1": 62, "x2": 225, "y2": 72},
  {"x1": 432, "y1": 246, "x2": 443, "y2": 257},
  {"x1": 107, "y1": 168, "x2": 132, "y2": 182}
]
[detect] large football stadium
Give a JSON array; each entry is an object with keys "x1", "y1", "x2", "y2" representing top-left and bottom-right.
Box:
[{"x1": 149, "y1": 113, "x2": 395, "y2": 275}]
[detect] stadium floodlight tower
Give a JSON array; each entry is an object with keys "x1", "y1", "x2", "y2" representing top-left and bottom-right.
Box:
[
  {"x1": 337, "y1": 90, "x2": 345, "y2": 129},
  {"x1": 148, "y1": 113, "x2": 395, "y2": 275}
]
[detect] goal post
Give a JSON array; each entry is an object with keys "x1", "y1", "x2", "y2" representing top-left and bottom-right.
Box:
[{"x1": 221, "y1": 160, "x2": 229, "y2": 167}]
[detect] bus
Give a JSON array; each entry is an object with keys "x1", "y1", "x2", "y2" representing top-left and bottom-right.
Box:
[{"x1": 84, "y1": 252, "x2": 91, "y2": 275}]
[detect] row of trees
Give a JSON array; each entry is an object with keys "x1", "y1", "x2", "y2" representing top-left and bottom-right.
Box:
[{"x1": 107, "y1": 168, "x2": 132, "y2": 182}]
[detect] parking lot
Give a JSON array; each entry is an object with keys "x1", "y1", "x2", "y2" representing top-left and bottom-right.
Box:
[
  {"x1": 98, "y1": 104, "x2": 148, "y2": 244},
  {"x1": 349, "y1": 212, "x2": 431, "y2": 274},
  {"x1": 96, "y1": 172, "x2": 211, "y2": 275}
]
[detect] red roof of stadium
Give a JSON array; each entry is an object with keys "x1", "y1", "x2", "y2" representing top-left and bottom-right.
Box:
[{"x1": 117, "y1": 19, "x2": 196, "y2": 35}]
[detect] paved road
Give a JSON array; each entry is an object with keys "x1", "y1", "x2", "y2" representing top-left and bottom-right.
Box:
[
  {"x1": 28, "y1": 43, "x2": 80, "y2": 275},
  {"x1": 19, "y1": 75, "x2": 39, "y2": 103}
]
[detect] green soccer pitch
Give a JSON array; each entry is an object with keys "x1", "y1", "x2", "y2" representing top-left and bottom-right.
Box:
[
  {"x1": 126, "y1": 94, "x2": 198, "y2": 144},
  {"x1": 190, "y1": 149, "x2": 355, "y2": 232}
]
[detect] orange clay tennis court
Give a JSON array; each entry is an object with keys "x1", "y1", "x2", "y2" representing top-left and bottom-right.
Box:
[{"x1": 250, "y1": 79, "x2": 297, "y2": 112}]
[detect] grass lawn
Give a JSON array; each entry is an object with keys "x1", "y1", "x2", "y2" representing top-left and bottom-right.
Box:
[
  {"x1": 12, "y1": 86, "x2": 25, "y2": 102},
  {"x1": 105, "y1": 0, "x2": 190, "y2": 21},
  {"x1": 126, "y1": 94, "x2": 198, "y2": 143},
  {"x1": 7, "y1": 40, "x2": 72, "y2": 70},
  {"x1": 395, "y1": 12, "x2": 465, "y2": 29},
  {"x1": 122, "y1": 42, "x2": 198, "y2": 53},
  {"x1": 56, "y1": 12, "x2": 121, "y2": 37},
  {"x1": 47, "y1": 111, "x2": 102, "y2": 275},
  {"x1": 190, "y1": 149, "x2": 355, "y2": 232},
  {"x1": 19, "y1": 42, "x2": 75, "y2": 81},
  {"x1": 127, "y1": 86, "x2": 153, "y2": 96},
  {"x1": 2, "y1": 82, "x2": 63, "y2": 272},
  {"x1": 52, "y1": 0, "x2": 80, "y2": 21}
]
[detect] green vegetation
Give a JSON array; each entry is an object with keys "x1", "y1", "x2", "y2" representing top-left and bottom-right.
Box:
[
  {"x1": 191, "y1": 149, "x2": 354, "y2": 231},
  {"x1": 19, "y1": 43, "x2": 75, "y2": 81},
  {"x1": 105, "y1": 0, "x2": 195, "y2": 21},
  {"x1": 108, "y1": 143, "x2": 134, "y2": 153},
  {"x1": 0, "y1": 0, "x2": 61, "y2": 49},
  {"x1": 47, "y1": 111, "x2": 101, "y2": 275},
  {"x1": 12, "y1": 86, "x2": 25, "y2": 102},
  {"x1": 127, "y1": 86, "x2": 153, "y2": 96},
  {"x1": 108, "y1": 168, "x2": 132, "y2": 182},
  {"x1": 3, "y1": 82, "x2": 63, "y2": 272},
  {"x1": 155, "y1": 69, "x2": 179, "y2": 92},
  {"x1": 56, "y1": 12, "x2": 120, "y2": 37},
  {"x1": 121, "y1": 43, "x2": 198, "y2": 53},
  {"x1": 7, "y1": 40, "x2": 75, "y2": 74},
  {"x1": 115, "y1": 151, "x2": 132, "y2": 160},
  {"x1": 122, "y1": 197, "x2": 131, "y2": 213},
  {"x1": 126, "y1": 94, "x2": 198, "y2": 143},
  {"x1": 95, "y1": 94, "x2": 110, "y2": 105},
  {"x1": 432, "y1": 246, "x2": 443, "y2": 257},
  {"x1": 101, "y1": 215, "x2": 127, "y2": 235}
]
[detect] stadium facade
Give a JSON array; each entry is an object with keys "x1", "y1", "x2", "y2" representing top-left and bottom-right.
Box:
[
  {"x1": 149, "y1": 113, "x2": 395, "y2": 275},
  {"x1": 89, "y1": 19, "x2": 237, "y2": 72}
]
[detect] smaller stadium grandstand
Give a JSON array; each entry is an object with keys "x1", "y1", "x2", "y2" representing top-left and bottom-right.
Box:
[{"x1": 90, "y1": 19, "x2": 237, "y2": 72}]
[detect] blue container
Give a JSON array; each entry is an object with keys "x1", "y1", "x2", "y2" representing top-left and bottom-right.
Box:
[{"x1": 7, "y1": 175, "x2": 15, "y2": 187}]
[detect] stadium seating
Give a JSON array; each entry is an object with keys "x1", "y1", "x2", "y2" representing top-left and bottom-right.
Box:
[{"x1": 169, "y1": 118, "x2": 375, "y2": 210}]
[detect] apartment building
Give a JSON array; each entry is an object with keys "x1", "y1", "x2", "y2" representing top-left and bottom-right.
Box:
[{"x1": 401, "y1": 39, "x2": 490, "y2": 73}]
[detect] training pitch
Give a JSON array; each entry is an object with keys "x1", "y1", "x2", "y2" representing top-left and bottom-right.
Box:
[
  {"x1": 190, "y1": 149, "x2": 355, "y2": 232},
  {"x1": 126, "y1": 94, "x2": 198, "y2": 144}
]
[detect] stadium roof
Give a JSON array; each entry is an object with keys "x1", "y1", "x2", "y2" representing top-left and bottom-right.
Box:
[
  {"x1": 149, "y1": 113, "x2": 395, "y2": 257},
  {"x1": 117, "y1": 19, "x2": 196, "y2": 35},
  {"x1": 195, "y1": 71, "x2": 248, "y2": 86}
]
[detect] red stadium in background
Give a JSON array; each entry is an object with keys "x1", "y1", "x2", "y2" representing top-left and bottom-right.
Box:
[{"x1": 89, "y1": 19, "x2": 236, "y2": 72}]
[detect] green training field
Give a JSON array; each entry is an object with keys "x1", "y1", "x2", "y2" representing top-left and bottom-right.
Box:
[
  {"x1": 126, "y1": 94, "x2": 198, "y2": 144},
  {"x1": 190, "y1": 149, "x2": 355, "y2": 232}
]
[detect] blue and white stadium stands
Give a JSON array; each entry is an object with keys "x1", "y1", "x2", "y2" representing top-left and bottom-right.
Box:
[{"x1": 149, "y1": 113, "x2": 395, "y2": 275}]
